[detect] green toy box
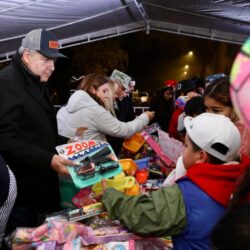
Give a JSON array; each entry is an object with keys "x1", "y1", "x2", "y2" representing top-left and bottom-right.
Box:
[{"x1": 59, "y1": 175, "x2": 79, "y2": 208}]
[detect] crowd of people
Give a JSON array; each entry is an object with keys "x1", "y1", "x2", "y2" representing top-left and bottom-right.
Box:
[{"x1": 0, "y1": 27, "x2": 250, "y2": 250}]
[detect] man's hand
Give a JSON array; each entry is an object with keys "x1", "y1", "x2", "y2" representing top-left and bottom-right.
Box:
[{"x1": 51, "y1": 154, "x2": 75, "y2": 175}]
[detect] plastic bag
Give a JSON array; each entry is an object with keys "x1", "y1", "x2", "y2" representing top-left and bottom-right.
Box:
[{"x1": 158, "y1": 129, "x2": 184, "y2": 163}]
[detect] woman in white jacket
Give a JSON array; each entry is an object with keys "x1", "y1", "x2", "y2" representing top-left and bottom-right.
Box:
[{"x1": 57, "y1": 73, "x2": 154, "y2": 141}]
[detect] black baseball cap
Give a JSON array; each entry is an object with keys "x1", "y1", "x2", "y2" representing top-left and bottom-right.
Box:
[
  {"x1": 175, "y1": 79, "x2": 195, "y2": 94},
  {"x1": 20, "y1": 28, "x2": 66, "y2": 59}
]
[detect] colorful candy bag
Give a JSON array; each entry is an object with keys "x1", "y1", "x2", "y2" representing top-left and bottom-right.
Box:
[
  {"x1": 9, "y1": 220, "x2": 140, "y2": 249},
  {"x1": 157, "y1": 129, "x2": 184, "y2": 163}
]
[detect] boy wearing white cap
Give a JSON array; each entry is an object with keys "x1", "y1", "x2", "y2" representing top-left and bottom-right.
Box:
[{"x1": 102, "y1": 113, "x2": 250, "y2": 250}]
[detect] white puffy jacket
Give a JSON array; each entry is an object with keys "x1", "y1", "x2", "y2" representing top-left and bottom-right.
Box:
[{"x1": 57, "y1": 90, "x2": 149, "y2": 141}]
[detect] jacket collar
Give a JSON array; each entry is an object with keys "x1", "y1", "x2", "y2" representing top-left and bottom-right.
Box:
[
  {"x1": 12, "y1": 52, "x2": 40, "y2": 85},
  {"x1": 12, "y1": 52, "x2": 53, "y2": 112},
  {"x1": 184, "y1": 159, "x2": 250, "y2": 207}
]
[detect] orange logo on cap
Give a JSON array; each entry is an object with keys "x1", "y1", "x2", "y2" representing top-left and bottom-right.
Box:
[{"x1": 49, "y1": 41, "x2": 59, "y2": 49}]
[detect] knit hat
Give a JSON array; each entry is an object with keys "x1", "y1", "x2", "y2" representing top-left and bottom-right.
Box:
[
  {"x1": 184, "y1": 113, "x2": 241, "y2": 162},
  {"x1": 20, "y1": 28, "x2": 66, "y2": 59},
  {"x1": 110, "y1": 69, "x2": 131, "y2": 91}
]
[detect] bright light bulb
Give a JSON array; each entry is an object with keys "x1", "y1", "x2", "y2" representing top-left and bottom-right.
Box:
[
  {"x1": 140, "y1": 96, "x2": 148, "y2": 103},
  {"x1": 184, "y1": 71, "x2": 187, "y2": 75},
  {"x1": 185, "y1": 65, "x2": 189, "y2": 69},
  {"x1": 188, "y1": 51, "x2": 193, "y2": 56}
]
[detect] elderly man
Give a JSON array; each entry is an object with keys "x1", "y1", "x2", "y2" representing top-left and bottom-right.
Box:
[{"x1": 0, "y1": 29, "x2": 74, "y2": 234}]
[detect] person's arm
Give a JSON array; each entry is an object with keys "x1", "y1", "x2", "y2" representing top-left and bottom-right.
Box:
[
  {"x1": 57, "y1": 134, "x2": 69, "y2": 145},
  {"x1": 102, "y1": 184, "x2": 186, "y2": 236},
  {"x1": 0, "y1": 81, "x2": 74, "y2": 173},
  {"x1": 89, "y1": 106, "x2": 152, "y2": 138}
]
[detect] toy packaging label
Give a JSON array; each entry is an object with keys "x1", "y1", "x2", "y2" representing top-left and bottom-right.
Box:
[
  {"x1": 56, "y1": 140, "x2": 122, "y2": 188},
  {"x1": 141, "y1": 179, "x2": 165, "y2": 190},
  {"x1": 158, "y1": 129, "x2": 184, "y2": 163},
  {"x1": 72, "y1": 187, "x2": 97, "y2": 208},
  {"x1": 104, "y1": 240, "x2": 135, "y2": 250},
  {"x1": 140, "y1": 131, "x2": 172, "y2": 166},
  {"x1": 144, "y1": 122, "x2": 161, "y2": 134},
  {"x1": 66, "y1": 202, "x2": 105, "y2": 222}
]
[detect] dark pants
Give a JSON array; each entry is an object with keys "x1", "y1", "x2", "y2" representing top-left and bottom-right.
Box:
[{"x1": 6, "y1": 204, "x2": 49, "y2": 233}]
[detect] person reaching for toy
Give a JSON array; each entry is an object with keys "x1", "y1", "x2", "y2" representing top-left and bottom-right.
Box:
[
  {"x1": 101, "y1": 113, "x2": 250, "y2": 250},
  {"x1": 57, "y1": 73, "x2": 154, "y2": 141}
]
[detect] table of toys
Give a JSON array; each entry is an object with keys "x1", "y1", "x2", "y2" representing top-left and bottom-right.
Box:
[{"x1": 6, "y1": 124, "x2": 184, "y2": 250}]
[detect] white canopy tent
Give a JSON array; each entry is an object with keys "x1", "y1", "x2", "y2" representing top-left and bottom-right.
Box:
[{"x1": 0, "y1": 0, "x2": 250, "y2": 62}]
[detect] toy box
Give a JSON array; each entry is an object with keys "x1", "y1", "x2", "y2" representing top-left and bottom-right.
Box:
[
  {"x1": 123, "y1": 133, "x2": 145, "y2": 154},
  {"x1": 59, "y1": 175, "x2": 79, "y2": 208},
  {"x1": 134, "y1": 157, "x2": 150, "y2": 170},
  {"x1": 56, "y1": 140, "x2": 122, "y2": 208}
]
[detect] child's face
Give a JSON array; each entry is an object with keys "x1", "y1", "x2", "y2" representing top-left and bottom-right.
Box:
[
  {"x1": 205, "y1": 96, "x2": 234, "y2": 119},
  {"x1": 163, "y1": 90, "x2": 173, "y2": 101},
  {"x1": 182, "y1": 134, "x2": 201, "y2": 169}
]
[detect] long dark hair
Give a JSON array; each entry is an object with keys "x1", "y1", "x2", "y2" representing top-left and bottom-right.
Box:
[
  {"x1": 77, "y1": 73, "x2": 109, "y2": 106},
  {"x1": 229, "y1": 167, "x2": 250, "y2": 210},
  {"x1": 211, "y1": 202, "x2": 250, "y2": 250},
  {"x1": 204, "y1": 76, "x2": 232, "y2": 107},
  {"x1": 204, "y1": 76, "x2": 238, "y2": 122}
]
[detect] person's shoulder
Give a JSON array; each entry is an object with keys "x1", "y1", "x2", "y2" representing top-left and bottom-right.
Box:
[
  {"x1": 0, "y1": 63, "x2": 21, "y2": 88},
  {"x1": 0, "y1": 64, "x2": 13, "y2": 79},
  {"x1": 0, "y1": 155, "x2": 9, "y2": 190},
  {"x1": 91, "y1": 104, "x2": 109, "y2": 116},
  {"x1": 78, "y1": 100, "x2": 108, "y2": 121}
]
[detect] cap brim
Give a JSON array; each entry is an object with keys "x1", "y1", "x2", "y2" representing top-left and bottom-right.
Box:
[{"x1": 39, "y1": 50, "x2": 67, "y2": 59}]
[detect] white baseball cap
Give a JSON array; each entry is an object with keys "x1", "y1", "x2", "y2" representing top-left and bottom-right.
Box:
[{"x1": 184, "y1": 113, "x2": 241, "y2": 162}]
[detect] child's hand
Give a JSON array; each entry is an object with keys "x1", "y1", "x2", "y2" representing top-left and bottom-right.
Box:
[
  {"x1": 101, "y1": 178, "x2": 108, "y2": 193},
  {"x1": 96, "y1": 178, "x2": 108, "y2": 201}
]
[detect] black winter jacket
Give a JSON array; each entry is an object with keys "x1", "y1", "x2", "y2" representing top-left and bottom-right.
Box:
[{"x1": 0, "y1": 53, "x2": 66, "y2": 212}]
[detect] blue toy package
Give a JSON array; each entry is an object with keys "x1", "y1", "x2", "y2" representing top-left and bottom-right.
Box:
[
  {"x1": 56, "y1": 140, "x2": 122, "y2": 189},
  {"x1": 134, "y1": 157, "x2": 150, "y2": 170}
]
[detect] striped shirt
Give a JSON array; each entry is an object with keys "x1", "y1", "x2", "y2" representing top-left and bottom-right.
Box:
[{"x1": 0, "y1": 165, "x2": 17, "y2": 247}]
